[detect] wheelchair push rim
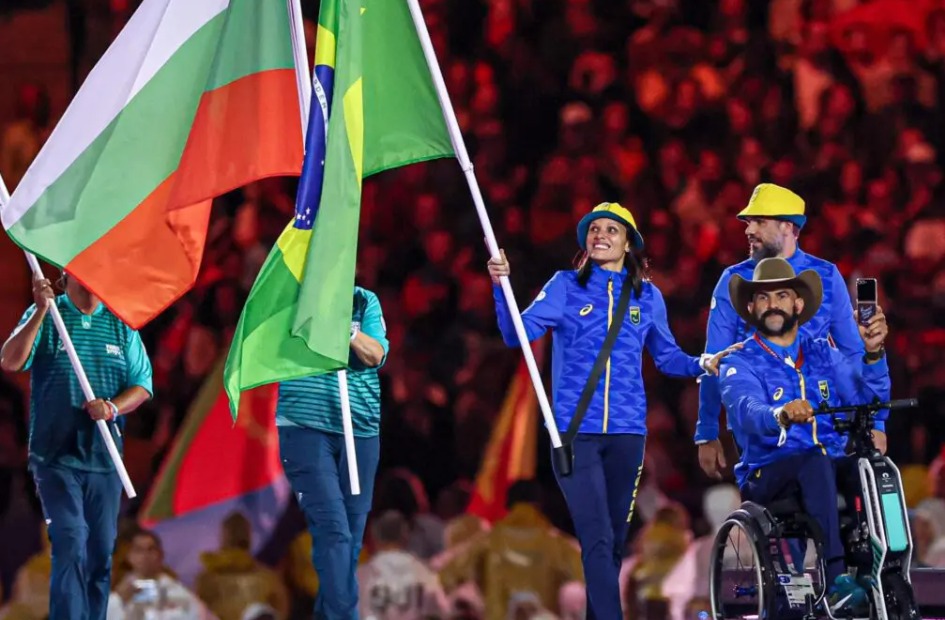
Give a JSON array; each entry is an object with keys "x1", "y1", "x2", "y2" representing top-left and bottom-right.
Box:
[{"x1": 709, "y1": 515, "x2": 777, "y2": 619}]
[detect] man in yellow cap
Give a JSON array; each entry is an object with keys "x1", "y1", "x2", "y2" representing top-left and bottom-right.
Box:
[{"x1": 694, "y1": 183, "x2": 869, "y2": 478}]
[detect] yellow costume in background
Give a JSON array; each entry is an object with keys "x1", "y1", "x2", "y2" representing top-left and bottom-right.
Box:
[
  {"x1": 194, "y1": 513, "x2": 289, "y2": 620},
  {"x1": 439, "y1": 504, "x2": 583, "y2": 619},
  {"x1": 1, "y1": 533, "x2": 51, "y2": 620},
  {"x1": 627, "y1": 513, "x2": 690, "y2": 612}
]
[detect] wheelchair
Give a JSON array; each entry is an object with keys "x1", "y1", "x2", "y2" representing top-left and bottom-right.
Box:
[{"x1": 708, "y1": 399, "x2": 922, "y2": 620}]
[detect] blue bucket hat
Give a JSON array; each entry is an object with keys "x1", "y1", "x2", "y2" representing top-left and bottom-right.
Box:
[{"x1": 576, "y1": 202, "x2": 645, "y2": 251}]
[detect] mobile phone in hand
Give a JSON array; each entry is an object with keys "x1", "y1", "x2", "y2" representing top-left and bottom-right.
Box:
[{"x1": 856, "y1": 278, "x2": 877, "y2": 326}]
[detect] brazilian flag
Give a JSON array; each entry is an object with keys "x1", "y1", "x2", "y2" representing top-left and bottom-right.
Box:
[{"x1": 225, "y1": 0, "x2": 454, "y2": 417}]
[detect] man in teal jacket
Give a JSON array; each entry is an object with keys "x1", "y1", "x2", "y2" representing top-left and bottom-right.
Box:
[
  {"x1": 1, "y1": 272, "x2": 153, "y2": 620},
  {"x1": 719, "y1": 258, "x2": 889, "y2": 614},
  {"x1": 276, "y1": 286, "x2": 388, "y2": 620}
]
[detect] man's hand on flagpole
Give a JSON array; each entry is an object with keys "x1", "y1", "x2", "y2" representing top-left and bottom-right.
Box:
[
  {"x1": 85, "y1": 398, "x2": 115, "y2": 422},
  {"x1": 32, "y1": 275, "x2": 55, "y2": 310}
]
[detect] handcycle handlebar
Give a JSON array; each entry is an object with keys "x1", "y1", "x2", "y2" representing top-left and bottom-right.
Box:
[
  {"x1": 815, "y1": 398, "x2": 919, "y2": 416},
  {"x1": 814, "y1": 398, "x2": 918, "y2": 458}
]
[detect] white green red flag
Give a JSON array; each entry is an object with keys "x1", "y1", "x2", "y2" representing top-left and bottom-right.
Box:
[{"x1": 1, "y1": 0, "x2": 304, "y2": 328}]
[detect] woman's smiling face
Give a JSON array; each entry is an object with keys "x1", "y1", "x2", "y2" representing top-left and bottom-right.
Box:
[{"x1": 585, "y1": 218, "x2": 630, "y2": 266}]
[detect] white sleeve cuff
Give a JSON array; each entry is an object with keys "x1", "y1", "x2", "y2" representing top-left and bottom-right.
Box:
[{"x1": 772, "y1": 406, "x2": 787, "y2": 447}]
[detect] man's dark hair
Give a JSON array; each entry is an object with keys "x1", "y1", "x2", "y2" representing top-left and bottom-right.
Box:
[
  {"x1": 222, "y1": 511, "x2": 252, "y2": 550},
  {"x1": 371, "y1": 510, "x2": 410, "y2": 546},
  {"x1": 506, "y1": 479, "x2": 542, "y2": 509},
  {"x1": 131, "y1": 529, "x2": 163, "y2": 553}
]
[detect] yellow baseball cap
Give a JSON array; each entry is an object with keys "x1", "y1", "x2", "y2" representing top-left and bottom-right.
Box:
[
  {"x1": 737, "y1": 183, "x2": 807, "y2": 228},
  {"x1": 576, "y1": 202, "x2": 645, "y2": 250}
]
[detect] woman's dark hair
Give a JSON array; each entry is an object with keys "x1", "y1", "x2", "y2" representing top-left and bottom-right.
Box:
[
  {"x1": 575, "y1": 249, "x2": 648, "y2": 297},
  {"x1": 371, "y1": 468, "x2": 430, "y2": 521}
]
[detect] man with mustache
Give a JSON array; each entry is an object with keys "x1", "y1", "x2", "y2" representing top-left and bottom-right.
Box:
[
  {"x1": 719, "y1": 258, "x2": 890, "y2": 614},
  {"x1": 694, "y1": 183, "x2": 868, "y2": 479}
]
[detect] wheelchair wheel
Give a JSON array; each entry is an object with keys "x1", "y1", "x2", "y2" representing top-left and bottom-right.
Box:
[
  {"x1": 881, "y1": 573, "x2": 921, "y2": 620},
  {"x1": 709, "y1": 512, "x2": 778, "y2": 619}
]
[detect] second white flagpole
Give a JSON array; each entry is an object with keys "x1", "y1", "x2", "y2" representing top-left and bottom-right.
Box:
[
  {"x1": 404, "y1": 0, "x2": 567, "y2": 471},
  {"x1": 286, "y1": 0, "x2": 360, "y2": 494},
  {"x1": 0, "y1": 173, "x2": 136, "y2": 497}
]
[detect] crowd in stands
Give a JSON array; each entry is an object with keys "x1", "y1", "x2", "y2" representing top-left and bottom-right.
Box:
[
  {"x1": 2, "y1": 0, "x2": 945, "y2": 617},
  {"x1": 2, "y1": 474, "x2": 944, "y2": 619}
]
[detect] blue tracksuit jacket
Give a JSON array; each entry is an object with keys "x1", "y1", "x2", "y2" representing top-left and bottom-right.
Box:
[
  {"x1": 719, "y1": 333, "x2": 890, "y2": 486},
  {"x1": 493, "y1": 263, "x2": 702, "y2": 435},
  {"x1": 695, "y1": 249, "x2": 863, "y2": 443}
]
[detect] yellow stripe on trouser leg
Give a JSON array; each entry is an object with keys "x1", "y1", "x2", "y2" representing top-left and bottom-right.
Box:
[{"x1": 627, "y1": 461, "x2": 644, "y2": 522}]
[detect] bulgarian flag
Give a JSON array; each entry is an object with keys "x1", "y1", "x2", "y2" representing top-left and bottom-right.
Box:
[
  {"x1": 224, "y1": 0, "x2": 454, "y2": 415},
  {"x1": 139, "y1": 357, "x2": 289, "y2": 586},
  {"x1": 0, "y1": 0, "x2": 305, "y2": 328}
]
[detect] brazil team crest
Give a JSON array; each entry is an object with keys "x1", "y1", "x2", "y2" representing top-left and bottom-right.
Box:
[
  {"x1": 629, "y1": 306, "x2": 641, "y2": 325},
  {"x1": 819, "y1": 380, "x2": 830, "y2": 401}
]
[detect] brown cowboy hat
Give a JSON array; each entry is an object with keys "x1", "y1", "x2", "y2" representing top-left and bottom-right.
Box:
[{"x1": 729, "y1": 258, "x2": 823, "y2": 326}]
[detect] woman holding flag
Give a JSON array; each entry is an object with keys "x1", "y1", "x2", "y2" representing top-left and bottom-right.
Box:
[{"x1": 487, "y1": 202, "x2": 734, "y2": 619}]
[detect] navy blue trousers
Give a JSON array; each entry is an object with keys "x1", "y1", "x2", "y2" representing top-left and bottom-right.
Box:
[
  {"x1": 32, "y1": 464, "x2": 121, "y2": 620},
  {"x1": 278, "y1": 427, "x2": 379, "y2": 620},
  {"x1": 552, "y1": 433, "x2": 645, "y2": 620},
  {"x1": 740, "y1": 450, "x2": 845, "y2": 584}
]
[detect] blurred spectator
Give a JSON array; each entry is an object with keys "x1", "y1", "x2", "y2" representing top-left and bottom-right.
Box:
[
  {"x1": 372, "y1": 469, "x2": 446, "y2": 561},
  {"x1": 911, "y1": 498, "x2": 945, "y2": 568},
  {"x1": 107, "y1": 529, "x2": 214, "y2": 620},
  {"x1": 557, "y1": 581, "x2": 586, "y2": 620},
  {"x1": 661, "y1": 484, "x2": 741, "y2": 620},
  {"x1": 0, "y1": 526, "x2": 49, "y2": 620},
  {"x1": 792, "y1": 20, "x2": 839, "y2": 131},
  {"x1": 901, "y1": 464, "x2": 932, "y2": 509},
  {"x1": 240, "y1": 604, "x2": 278, "y2": 620},
  {"x1": 194, "y1": 513, "x2": 289, "y2": 620},
  {"x1": 624, "y1": 503, "x2": 692, "y2": 619},
  {"x1": 281, "y1": 531, "x2": 320, "y2": 618},
  {"x1": 0, "y1": 83, "x2": 50, "y2": 191},
  {"x1": 357, "y1": 511, "x2": 449, "y2": 620},
  {"x1": 438, "y1": 480, "x2": 583, "y2": 620},
  {"x1": 429, "y1": 514, "x2": 490, "y2": 572},
  {"x1": 505, "y1": 591, "x2": 556, "y2": 620},
  {"x1": 0, "y1": 375, "x2": 35, "y2": 599}
]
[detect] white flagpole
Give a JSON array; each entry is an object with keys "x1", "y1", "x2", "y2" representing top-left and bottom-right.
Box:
[
  {"x1": 404, "y1": 0, "x2": 565, "y2": 458},
  {"x1": 0, "y1": 174, "x2": 136, "y2": 497},
  {"x1": 287, "y1": 0, "x2": 360, "y2": 494},
  {"x1": 287, "y1": 0, "x2": 311, "y2": 142},
  {"x1": 337, "y1": 370, "x2": 360, "y2": 494}
]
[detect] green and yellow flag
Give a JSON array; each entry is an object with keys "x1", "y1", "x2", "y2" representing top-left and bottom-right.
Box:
[{"x1": 224, "y1": 0, "x2": 454, "y2": 416}]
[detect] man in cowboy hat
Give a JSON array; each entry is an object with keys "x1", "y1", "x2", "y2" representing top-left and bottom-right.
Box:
[
  {"x1": 695, "y1": 183, "x2": 868, "y2": 479},
  {"x1": 718, "y1": 257, "x2": 890, "y2": 613}
]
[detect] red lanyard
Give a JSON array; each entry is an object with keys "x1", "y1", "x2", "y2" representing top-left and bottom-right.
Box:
[{"x1": 753, "y1": 333, "x2": 805, "y2": 369}]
